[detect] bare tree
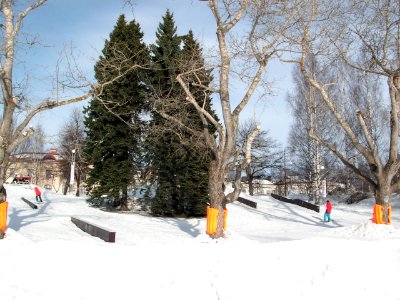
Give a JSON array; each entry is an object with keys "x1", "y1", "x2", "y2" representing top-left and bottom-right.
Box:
[
  {"x1": 238, "y1": 119, "x2": 281, "y2": 195},
  {"x1": 58, "y1": 108, "x2": 86, "y2": 196},
  {"x1": 284, "y1": 0, "x2": 400, "y2": 223},
  {"x1": 14, "y1": 123, "x2": 45, "y2": 184},
  {"x1": 287, "y1": 53, "x2": 348, "y2": 202},
  {"x1": 0, "y1": 0, "x2": 145, "y2": 190},
  {"x1": 171, "y1": 0, "x2": 303, "y2": 238}
]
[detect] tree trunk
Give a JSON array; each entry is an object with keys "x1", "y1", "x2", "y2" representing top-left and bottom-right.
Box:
[
  {"x1": 0, "y1": 155, "x2": 7, "y2": 188},
  {"x1": 119, "y1": 185, "x2": 129, "y2": 211},
  {"x1": 208, "y1": 160, "x2": 226, "y2": 238},
  {"x1": 75, "y1": 173, "x2": 80, "y2": 197},
  {"x1": 246, "y1": 165, "x2": 254, "y2": 196},
  {"x1": 375, "y1": 183, "x2": 391, "y2": 224},
  {"x1": 248, "y1": 178, "x2": 254, "y2": 196}
]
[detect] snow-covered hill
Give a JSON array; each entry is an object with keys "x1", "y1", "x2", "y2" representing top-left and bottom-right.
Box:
[{"x1": 1, "y1": 184, "x2": 400, "y2": 300}]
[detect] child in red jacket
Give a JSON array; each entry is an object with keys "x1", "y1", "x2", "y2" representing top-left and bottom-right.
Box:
[
  {"x1": 34, "y1": 186, "x2": 43, "y2": 203},
  {"x1": 324, "y1": 200, "x2": 332, "y2": 222}
]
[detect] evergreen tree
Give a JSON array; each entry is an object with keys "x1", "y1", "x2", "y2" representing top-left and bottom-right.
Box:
[
  {"x1": 147, "y1": 12, "x2": 216, "y2": 217},
  {"x1": 175, "y1": 30, "x2": 217, "y2": 216},
  {"x1": 147, "y1": 10, "x2": 183, "y2": 216},
  {"x1": 83, "y1": 15, "x2": 149, "y2": 210}
]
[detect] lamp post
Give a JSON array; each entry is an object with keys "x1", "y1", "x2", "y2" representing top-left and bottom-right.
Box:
[
  {"x1": 320, "y1": 165, "x2": 326, "y2": 198},
  {"x1": 70, "y1": 149, "x2": 76, "y2": 193},
  {"x1": 283, "y1": 149, "x2": 287, "y2": 196}
]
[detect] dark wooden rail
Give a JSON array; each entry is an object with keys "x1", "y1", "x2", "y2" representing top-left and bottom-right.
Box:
[
  {"x1": 21, "y1": 197, "x2": 38, "y2": 209},
  {"x1": 237, "y1": 196, "x2": 257, "y2": 209},
  {"x1": 71, "y1": 217, "x2": 116, "y2": 243},
  {"x1": 271, "y1": 193, "x2": 320, "y2": 213}
]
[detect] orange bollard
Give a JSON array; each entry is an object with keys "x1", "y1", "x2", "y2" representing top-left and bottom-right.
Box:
[{"x1": 0, "y1": 201, "x2": 8, "y2": 232}]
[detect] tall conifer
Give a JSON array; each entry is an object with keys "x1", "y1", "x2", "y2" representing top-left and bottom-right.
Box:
[
  {"x1": 175, "y1": 30, "x2": 217, "y2": 216},
  {"x1": 147, "y1": 10, "x2": 183, "y2": 216},
  {"x1": 148, "y1": 12, "x2": 216, "y2": 217},
  {"x1": 83, "y1": 15, "x2": 149, "y2": 210}
]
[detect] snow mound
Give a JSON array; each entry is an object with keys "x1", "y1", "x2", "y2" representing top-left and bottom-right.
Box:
[
  {"x1": 335, "y1": 222, "x2": 400, "y2": 239},
  {"x1": 1, "y1": 229, "x2": 33, "y2": 244}
]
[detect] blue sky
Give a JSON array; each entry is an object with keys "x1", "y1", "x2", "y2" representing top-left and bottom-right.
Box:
[{"x1": 19, "y1": 0, "x2": 293, "y2": 148}]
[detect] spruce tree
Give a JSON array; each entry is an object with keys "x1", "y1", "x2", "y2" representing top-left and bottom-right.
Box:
[
  {"x1": 147, "y1": 10, "x2": 183, "y2": 216},
  {"x1": 175, "y1": 30, "x2": 217, "y2": 216},
  {"x1": 83, "y1": 15, "x2": 149, "y2": 210},
  {"x1": 147, "y1": 12, "x2": 216, "y2": 217}
]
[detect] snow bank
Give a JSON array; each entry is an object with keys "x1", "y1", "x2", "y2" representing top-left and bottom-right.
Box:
[
  {"x1": 333, "y1": 222, "x2": 400, "y2": 239},
  {"x1": 2, "y1": 185, "x2": 400, "y2": 299}
]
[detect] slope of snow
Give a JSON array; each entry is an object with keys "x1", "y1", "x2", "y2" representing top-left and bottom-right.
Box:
[{"x1": 1, "y1": 184, "x2": 400, "y2": 300}]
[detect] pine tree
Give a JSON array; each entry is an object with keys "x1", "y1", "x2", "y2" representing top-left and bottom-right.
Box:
[
  {"x1": 83, "y1": 15, "x2": 149, "y2": 210},
  {"x1": 147, "y1": 10, "x2": 183, "y2": 216},
  {"x1": 147, "y1": 12, "x2": 216, "y2": 217},
  {"x1": 175, "y1": 30, "x2": 217, "y2": 216}
]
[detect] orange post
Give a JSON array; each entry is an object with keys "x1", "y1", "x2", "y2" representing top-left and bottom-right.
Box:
[{"x1": 0, "y1": 201, "x2": 8, "y2": 232}]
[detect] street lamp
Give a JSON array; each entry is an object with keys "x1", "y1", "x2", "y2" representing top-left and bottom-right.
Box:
[
  {"x1": 70, "y1": 149, "x2": 76, "y2": 192},
  {"x1": 320, "y1": 165, "x2": 327, "y2": 198}
]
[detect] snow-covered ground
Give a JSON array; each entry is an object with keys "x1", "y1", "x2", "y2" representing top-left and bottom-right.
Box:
[{"x1": 1, "y1": 184, "x2": 400, "y2": 300}]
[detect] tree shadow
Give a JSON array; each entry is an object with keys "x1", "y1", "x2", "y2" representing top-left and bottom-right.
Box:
[
  {"x1": 233, "y1": 199, "x2": 344, "y2": 229},
  {"x1": 8, "y1": 194, "x2": 51, "y2": 231},
  {"x1": 160, "y1": 217, "x2": 202, "y2": 237}
]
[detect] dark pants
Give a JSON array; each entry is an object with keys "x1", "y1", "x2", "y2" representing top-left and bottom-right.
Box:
[{"x1": 36, "y1": 195, "x2": 43, "y2": 202}]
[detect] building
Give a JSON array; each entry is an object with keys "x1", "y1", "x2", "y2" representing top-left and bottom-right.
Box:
[{"x1": 6, "y1": 148, "x2": 67, "y2": 193}]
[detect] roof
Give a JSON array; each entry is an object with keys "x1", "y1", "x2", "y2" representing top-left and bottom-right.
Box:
[{"x1": 11, "y1": 151, "x2": 64, "y2": 161}]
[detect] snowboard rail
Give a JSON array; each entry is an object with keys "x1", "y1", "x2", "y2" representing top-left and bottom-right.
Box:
[
  {"x1": 271, "y1": 193, "x2": 320, "y2": 213},
  {"x1": 237, "y1": 196, "x2": 258, "y2": 209},
  {"x1": 21, "y1": 197, "x2": 38, "y2": 209},
  {"x1": 71, "y1": 217, "x2": 116, "y2": 243}
]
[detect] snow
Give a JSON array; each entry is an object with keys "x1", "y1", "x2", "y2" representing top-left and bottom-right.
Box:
[{"x1": 1, "y1": 184, "x2": 400, "y2": 300}]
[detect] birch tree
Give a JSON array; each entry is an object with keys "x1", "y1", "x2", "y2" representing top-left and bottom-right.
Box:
[
  {"x1": 58, "y1": 108, "x2": 86, "y2": 196},
  {"x1": 238, "y1": 120, "x2": 281, "y2": 196},
  {"x1": 172, "y1": 0, "x2": 303, "y2": 238},
  {"x1": 285, "y1": 0, "x2": 399, "y2": 223},
  {"x1": 287, "y1": 56, "x2": 335, "y2": 204}
]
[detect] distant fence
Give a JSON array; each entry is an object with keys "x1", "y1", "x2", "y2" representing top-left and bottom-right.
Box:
[
  {"x1": 271, "y1": 193, "x2": 320, "y2": 213},
  {"x1": 237, "y1": 196, "x2": 257, "y2": 209}
]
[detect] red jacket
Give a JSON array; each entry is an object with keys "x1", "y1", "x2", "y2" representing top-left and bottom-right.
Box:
[
  {"x1": 34, "y1": 187, "x2": 41, "y2": 196},
  {"x1": 326, "y1": 201, "x2": 332, "y2": 213}
]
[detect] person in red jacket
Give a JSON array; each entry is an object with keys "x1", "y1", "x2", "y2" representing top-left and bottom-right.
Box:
[
  {"x1": 324, "y1": 200, "x2": 332, "y2": 222},
  {"x1": 34, "y1": 186, "x2": 43, "y2": 203}
]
